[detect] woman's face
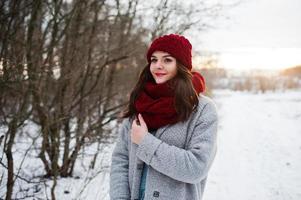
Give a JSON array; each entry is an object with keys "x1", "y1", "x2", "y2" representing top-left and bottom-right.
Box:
[{"x1": 150, "y1": 51, "x2": 177, "y2": 84}]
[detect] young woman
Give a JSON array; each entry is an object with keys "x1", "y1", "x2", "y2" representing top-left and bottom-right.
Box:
[{"x1": 110, "y1": 34, "x2": 218, "y2": 200}]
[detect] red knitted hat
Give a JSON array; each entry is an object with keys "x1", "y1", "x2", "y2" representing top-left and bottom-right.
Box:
[{"x1": 146, "y1": 34, "x2": 193, "y2": 70}]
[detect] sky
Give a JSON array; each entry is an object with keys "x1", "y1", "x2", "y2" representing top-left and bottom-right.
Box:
[{"x1": 190, "y1": 0, "x2": 301, "y2": 70}]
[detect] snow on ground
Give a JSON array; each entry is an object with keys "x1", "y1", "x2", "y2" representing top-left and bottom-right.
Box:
[
  {"x1": 203, "y1": 89, "x2": 301, "y2": 200},
  {"x1": 1, "y1": 89, "x2": 301, "y2": 199}
]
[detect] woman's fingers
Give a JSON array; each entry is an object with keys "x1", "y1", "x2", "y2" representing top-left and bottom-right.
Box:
[{"x1": 138, "y1": 113, "x2": 145, "y2": 127}]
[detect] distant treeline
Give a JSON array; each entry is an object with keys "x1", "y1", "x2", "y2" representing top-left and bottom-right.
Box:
[
  {"x1": 197, "y1": 65, "x2": 301, "y2": 93},
  {"x1": 280, "y1": 65, "x2": 301, "y2": 77}
]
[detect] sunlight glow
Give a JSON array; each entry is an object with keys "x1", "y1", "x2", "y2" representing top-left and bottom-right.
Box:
[{"x1": 194, "y1": 48, "x2": 301, "y2": 71}]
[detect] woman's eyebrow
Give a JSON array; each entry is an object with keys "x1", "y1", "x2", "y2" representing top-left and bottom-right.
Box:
[{"x1": 151, "y1": 54, "x2": 172, "y2": 58}]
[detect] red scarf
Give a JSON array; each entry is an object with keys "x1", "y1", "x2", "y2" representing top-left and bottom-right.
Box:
[{"x1": 134, "y1": 72, "x2": 205, "y2": 130}]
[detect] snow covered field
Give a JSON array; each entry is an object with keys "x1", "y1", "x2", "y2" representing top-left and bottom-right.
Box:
[
  {"x1": 1, "y1": 89, "x2": 301, "y2": 200},
  {"x1": 203, "y1": 89, "x2": 301, "y2": 200}
]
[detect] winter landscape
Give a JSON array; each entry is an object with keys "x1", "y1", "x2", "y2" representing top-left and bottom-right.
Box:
[
  {"x1": 1, "y1": 0, "x2": 301, "y2": 199},
  {"x1": 1, "y1": 88, "x2": 301, "y2": 200}
]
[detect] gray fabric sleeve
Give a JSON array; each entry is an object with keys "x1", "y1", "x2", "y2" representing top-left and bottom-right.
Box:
[
  {"x1": 136, "y1": 101, "x2": 218, "y2": 184},
  {"x1": 109, "y1": 118, "x2": 131, "y2": 199}
]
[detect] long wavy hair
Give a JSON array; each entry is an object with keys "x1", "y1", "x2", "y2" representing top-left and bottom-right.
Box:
[{"x1": 121, "y1": 62, "x2": 200, "y2": 122}]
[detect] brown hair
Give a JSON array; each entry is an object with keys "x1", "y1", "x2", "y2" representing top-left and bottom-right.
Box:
[{"x1": 121, "y1": 62, "x2": 199, "y2": 122}]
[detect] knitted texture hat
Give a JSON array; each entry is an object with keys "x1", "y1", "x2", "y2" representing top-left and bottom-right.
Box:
[{"x1": 146, "y1": 34, "x2": 193, "y2": 70}]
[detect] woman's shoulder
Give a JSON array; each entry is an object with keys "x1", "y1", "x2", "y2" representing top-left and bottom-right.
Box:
[
  {"x1": 192, "y1": 93, "x2": 218, "y2": 121},
  {"x1": 197, "y1": 94, "x2": 218, "y2": 111}
]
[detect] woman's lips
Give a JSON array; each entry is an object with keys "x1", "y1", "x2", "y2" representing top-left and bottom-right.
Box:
[{"x1": 155, "y1": 73, "x2": 167, "y2": 77}]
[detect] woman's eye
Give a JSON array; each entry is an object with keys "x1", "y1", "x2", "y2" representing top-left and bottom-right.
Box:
[
  {"x1": 151, "y1": 59, "x2": 157, "y2": 63},
  {"x1": 164, "y1": 58, "x2": 172, "y2": 63}
]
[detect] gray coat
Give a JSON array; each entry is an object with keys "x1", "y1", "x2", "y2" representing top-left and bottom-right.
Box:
[{"x1": 110, "y1": 94, "x2": 218, "y2": 200}]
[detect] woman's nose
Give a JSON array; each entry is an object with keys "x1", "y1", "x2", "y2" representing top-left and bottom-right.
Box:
[{"x1": 155, "y1": 60, "x2": 163, "y2": 69}]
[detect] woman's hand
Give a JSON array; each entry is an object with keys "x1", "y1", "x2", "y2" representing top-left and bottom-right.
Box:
[{"x1": 131, "y1": 113, "x2": 148, "y2": 145}]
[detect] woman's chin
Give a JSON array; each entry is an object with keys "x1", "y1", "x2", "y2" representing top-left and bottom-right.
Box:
[{"x1": 154, "y1": 79, "x2": 168, "y2": 84}]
